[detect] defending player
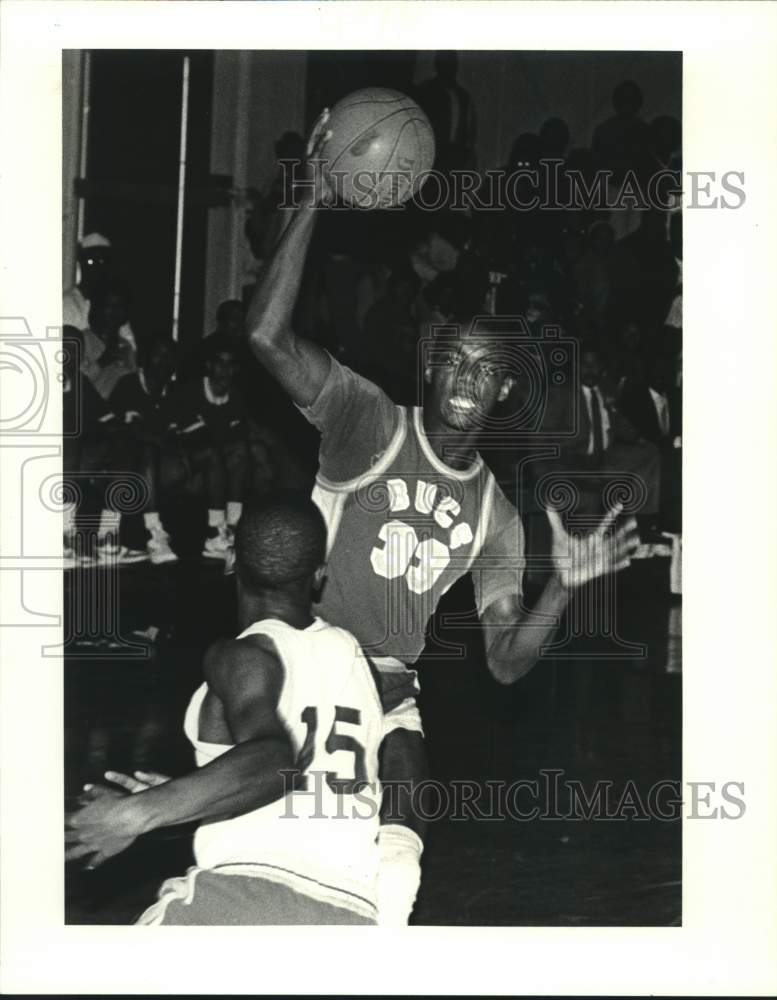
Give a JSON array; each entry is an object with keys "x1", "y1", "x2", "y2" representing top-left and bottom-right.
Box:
[
  {"x1": 238, "y1": 111, "x2": 640, "y2": 890},
  {"x1": 66, "y1": 493, "x2": 415, "y2": 925}
]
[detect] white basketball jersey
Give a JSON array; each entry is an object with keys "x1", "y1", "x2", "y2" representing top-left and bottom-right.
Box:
[{"x1": 183, "y1": 617, "x2": 383, "y2": 917}]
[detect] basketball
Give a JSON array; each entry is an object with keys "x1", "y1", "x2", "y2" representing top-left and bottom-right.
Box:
[{"x1": 319, "y1": 88, "x2": 436, "y2": 209}]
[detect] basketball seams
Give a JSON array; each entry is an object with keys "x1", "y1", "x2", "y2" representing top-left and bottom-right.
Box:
[
  {"x1": 323, "y1": 88, "x2": 434, "y2": 207},
  {"x1": 327, "y1": 107, "x2": 414, "y2": 174}
]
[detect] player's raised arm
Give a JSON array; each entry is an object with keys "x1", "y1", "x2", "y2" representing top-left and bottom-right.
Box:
[
  {"x1": 65, "y1": 638, "x2": 295, "y2": 868},
  {"x1": 246, "y1": 110, "x2": 332, "y2": 408}
]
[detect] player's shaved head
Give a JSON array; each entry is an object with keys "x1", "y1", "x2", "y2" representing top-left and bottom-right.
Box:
[{"x1": 235, "y1": 491, "x2": 327, "y2": 593}]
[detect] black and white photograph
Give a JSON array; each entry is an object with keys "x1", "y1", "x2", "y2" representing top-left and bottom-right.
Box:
[{"x1": 1, "y1": 2, "x2": 776, "y2": 995}]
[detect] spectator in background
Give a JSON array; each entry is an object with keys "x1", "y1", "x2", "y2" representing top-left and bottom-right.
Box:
[
  {"x1": 208, "y1": 299, "x2": 246, "y2": 343},
  {"x1": 61, "y1": 326, "x2": 120, "y2": 568},
  {"x1": 109, "y1": 335, "x2": 179, "y2": 565},
  {"x1": 593, "y1": 80, "x2": 651, "y2": 241},
  {"x1": 616, "y1": 351, "x2": 681, "y2": 535},
  {"x1": 179, "y1": 298, "x2": 248, "y2": 383},
  {"x1": 647, "y1": 115, "x2": 682, "y2": 173},
  {"x1": 80, "y1": 281, "x2": 138, "y2": 400},
  {"x1": 63, "y1": 232, "x2": 136, "y2": 346},
  {"x1": 166, "y1": 335, "x2": 249, "y2": 560},
  {"x1": 609, "y1": 208, "x2": 678, "y2": 334},
  {"x1": 607, "y1": 319, "x2": 648, "y2": 391},
  {"x1": 415, "y1": 51, "x2": 477, "y2": 174},
  {"x1": 592, "y1": 79, "x2": 650, "y2": 181},
  {"x1": 617, "y1": 352, "x2": 679, "y2": 447},
  {"x1": 535, "y1": 346, "x2": 661, "y2": 521},
  {"x1": 664, "y1": 209, "x2": 682, "y2": 335},
  {"x1": 572, "y1": 220, "x2": 616, "y2": 332}
]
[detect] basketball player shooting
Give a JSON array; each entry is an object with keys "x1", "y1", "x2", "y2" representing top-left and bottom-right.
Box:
[
  {"x1": 66, "y1": 493, "x2": 409, "y2": 925},
  {"x1": 237, "y1": 107, "x2": 640, "y2": 907}
]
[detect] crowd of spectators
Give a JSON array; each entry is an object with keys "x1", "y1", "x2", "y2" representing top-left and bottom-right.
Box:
[{"x1": 63, "y1": 73, "x2": 682, "y2": 569}]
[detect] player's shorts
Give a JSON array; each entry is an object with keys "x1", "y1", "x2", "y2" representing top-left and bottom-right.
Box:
[
  {"x1": 136, "y1": 866, "x2": 377, "y2": 926},
  {"x1": 136, "y1": 868, "x2": 377, "y2": 927},
  {"x1": 371, "y1": 656, "x2": 424, "y2": 737}
]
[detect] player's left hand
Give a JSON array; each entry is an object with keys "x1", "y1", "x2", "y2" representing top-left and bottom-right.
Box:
[
  {"x1": 65, "y1": 784, "x2": 143, "y2": 869},
  {"x1": 547, "y1": 503, "x2": 639, "y2": 590}
]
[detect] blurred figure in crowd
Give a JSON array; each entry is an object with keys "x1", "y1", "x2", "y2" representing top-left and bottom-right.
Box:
[
  {"x1": 593, "y1": 80, "x2": 652, "y2": 241},
  {"x1": 80, "y1": 281, "x2": 137, "y2": 400},
  {"x1": 180, "y1": 299, "x2": 248, "y2": 383},
  {"x1": 592, "y1": 79, "x2": 650, "y2": 181},
  {"x1": 109, "y1": 335, "x2": 179, "y2": 565},
  {"x1": 536, "y1": 346, "x2": 661, "y2": 520},
  {"x1": 415, "y1": 50, "x2": 477, "y2": 174},
  {"x1": 572, "y1": 220, "x2": 616, "y2": 332},
  {"x1": 63, "y1": 232, "x2": 136, "y2": 346},
  {"x1": 165, "y1": 335, "x2": 249, "y2": 560},
  {"x1": 62, "y1": 326, "x2": 121, "y2": 568}
]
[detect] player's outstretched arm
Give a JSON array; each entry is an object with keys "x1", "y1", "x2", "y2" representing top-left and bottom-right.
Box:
[
  {"x1": 481, "y1": 504, "x2": 639, "y2": 685},
  {"x1": 246, "y1": 110, "x2": 332, "y2": 408},
  {"x1": 65, "y1": 639, "x2": 295, "y2": 868}
]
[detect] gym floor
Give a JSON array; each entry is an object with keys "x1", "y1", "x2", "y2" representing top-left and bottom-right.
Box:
[{"x1": 64, "y1": 555, "x2": 681, "y2": 926}]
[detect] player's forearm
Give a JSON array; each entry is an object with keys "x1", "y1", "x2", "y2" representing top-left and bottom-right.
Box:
[
  {"x1": 379, "y1": 729, "x2": 428, "y2": 842},
  {"x1": 120, "y1": 738, "x2": 294, "y2": 835},
  {"x1": 484, "y1": 574, "x2": 570, "y2": 684},
  {"x1": 246, "y1": 202, "x2": 317, "y2": 360}
]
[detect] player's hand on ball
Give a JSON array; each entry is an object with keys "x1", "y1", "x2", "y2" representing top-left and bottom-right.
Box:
[
  {"x1": 302, "y1": 108, "x2": 333, "y2": 206},
  {"x1": 547, "y1": 503, "x2": 639, "y2": 590},
  {"x1": 65, "y1": 783, "x2": 143, "y2": 869},
  {"x1": 104, "y1": 769, "x2": 171, "y2": 793}
]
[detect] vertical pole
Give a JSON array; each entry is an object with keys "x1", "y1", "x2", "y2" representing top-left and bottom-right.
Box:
[
  {"x1": 62, "y1": 50, "x2": 83, "y2": 288},
  {"x1": 74, "y1": 50, "x2": 91, "y2": 281},
  {"x1": 229, "y1": 51, "x2": 252, "y2": 299},
  {"x1": 172, "y1": 55, "x2": 191, "y2": 343}
]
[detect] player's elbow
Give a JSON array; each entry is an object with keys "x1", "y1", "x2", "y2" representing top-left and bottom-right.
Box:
[
  {"x1": 485, "y1": 647, "x2": 535, "y2": 686},
  {"x1": 248, "y1": 322, "x2": 293, "y2": 369}
]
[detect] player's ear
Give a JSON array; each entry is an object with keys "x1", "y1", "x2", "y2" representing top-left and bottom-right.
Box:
[
  {"x1": 312, "y1": 564, "x2": 326, "y2": 602},
  {"x1": 424, "y1": 365, "x2": 433, "y2": 384},
  {"x1": 498, "y1": 376, "x2": 515, "y2": 402}
]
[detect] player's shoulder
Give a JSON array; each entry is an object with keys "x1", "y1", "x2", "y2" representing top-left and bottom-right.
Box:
[{"x1": 203, "y1": 634, "x2": 284, "y2": 697}]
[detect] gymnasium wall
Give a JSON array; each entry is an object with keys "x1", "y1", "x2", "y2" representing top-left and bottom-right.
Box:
[{"x1": 204, "y1": 50, "x2": 306, "y2": 327}]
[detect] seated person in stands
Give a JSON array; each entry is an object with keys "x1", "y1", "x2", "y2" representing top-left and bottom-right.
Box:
[
  {"x1": 165, "y1": 335, "x2": 249, "y2": 560},
  {"x1": 80, "y1": 280, "x2": 137, "y2": 400},
  {"x1": 606, "y1": 319, "x2": 647, "y2": 392},
  {"x1": 109, "y1": 335, "x2": 179, "y2": 565},
  {"x1": 179, "y1": 299, "x2": 248, "y2": 383},
  {"x1": 63, "y1": 232, "x2": 136, "y2": 347},
  {"x1": 62, "y1": 326, "x2": 120, "y2": 567}
]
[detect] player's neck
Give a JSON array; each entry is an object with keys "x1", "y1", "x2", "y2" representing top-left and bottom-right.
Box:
[
  {"x1": 237, "y1": 589, "x2": 315, "y2": 632},
  {"x1": 421, "y1": 408, "x2": 480, "y2": 470}
]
